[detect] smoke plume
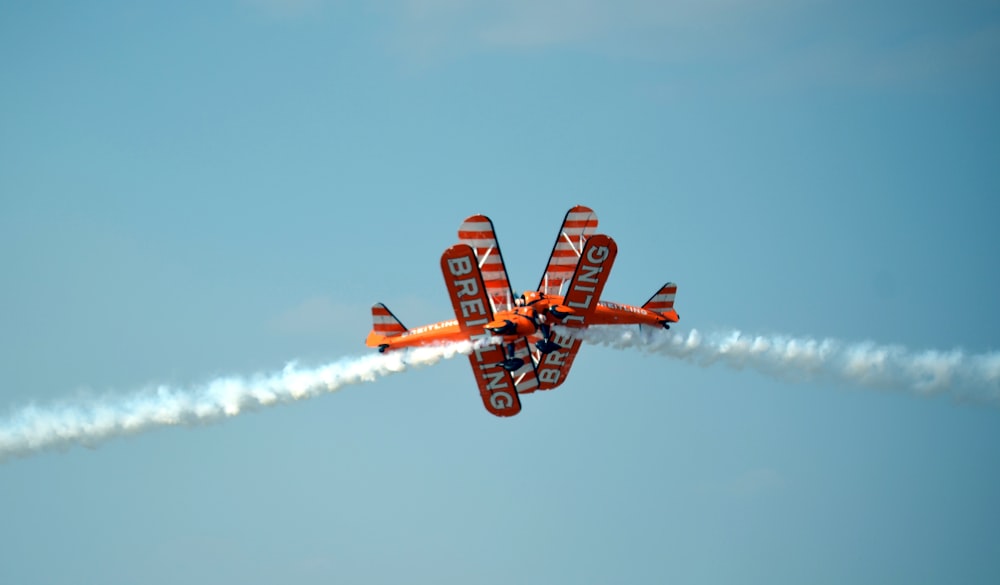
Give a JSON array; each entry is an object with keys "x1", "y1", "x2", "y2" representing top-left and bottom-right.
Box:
[
  {"x1": 4, "y1": 327, "x2": 998, "y2": 463},
  {"x1": 580, "y1": 326, "x2": 1000, "y2": 401},
  {"x1": 0, "y1": 342, "x2": 472, "y2": 463}
]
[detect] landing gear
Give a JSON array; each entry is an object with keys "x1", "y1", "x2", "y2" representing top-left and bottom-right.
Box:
[
  {"x1": 486, "y1": 319, "x2": 516, "y2": 336},
  {"x1": 497, "y1": 342, "x2": 525, "y2": 371},
  {"x1": 500, "y1": 357, "x2": 526, "y2": 371},
  {"x1": 378, "y1": 344, "x2": 389, "y2": 353},
  {"x1": 535, "y1": 339, "x2": 560, "y2": 354},
  {"x1": 533, "y1": 323, "x2": 561, "y2": 354}
]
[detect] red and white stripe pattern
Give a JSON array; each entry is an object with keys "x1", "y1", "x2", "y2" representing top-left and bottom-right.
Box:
[
  {"x1": 457, "y1": 214, "x2": 515, "y2": 313},
  {"x1": 641, "y1": 283, "x2": 678, "y2": 314},
  {"x1": 537, "y1": 205, "x2": 599, "y2": 296},
  {"x1": 370, "y1": 302, "x2": 407, "y2": 336}
]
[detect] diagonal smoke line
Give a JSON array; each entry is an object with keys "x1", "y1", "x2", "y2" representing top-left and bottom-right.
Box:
[
  {"x1": 5, "y1": 326, "x2": 997, "y2": 463},
  {"x1": 578, "y1": 326, "x2": 1000, "y2": 402},
  {"x1": 0, "y1": 342, "x2": 474, "y2": 463}
]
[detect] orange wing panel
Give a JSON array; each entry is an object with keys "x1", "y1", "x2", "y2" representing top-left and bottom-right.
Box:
[
  {"x1": 557, "y1": 233, "x2": 617, "y2": 326},
  {"x1": 440, "y1": 244, "x2": 521, "y2": 416}
]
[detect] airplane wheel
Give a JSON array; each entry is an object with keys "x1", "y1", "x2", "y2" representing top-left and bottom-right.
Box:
[
  {"x1": 500, "y1": 357, "x2": 525, "y2": 371},
  {"x1": 535, "y1": 340, "x2": 561, "y2": 354},
  {"x1": 378, "y1": 344, "x2": 389, "y2": 353}
]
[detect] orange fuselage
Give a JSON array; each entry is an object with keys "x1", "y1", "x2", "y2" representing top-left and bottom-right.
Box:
[{"x1": 365, "y1": 294, "x2": 678, "y2": 352}]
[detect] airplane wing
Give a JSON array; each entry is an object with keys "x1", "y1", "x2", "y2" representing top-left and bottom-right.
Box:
[
  {"x1": 536, "y1": 234, "x2": 617, "y2": 390},
  {"x1": 537, "y1": 205, "x2": 599, "y2": 297},
  {"x1": 457, "y1": 214, "x2": 516, "y2": 314},
  {"x1": 440, "y1": 244, "x2": 523, "y2": 417}
]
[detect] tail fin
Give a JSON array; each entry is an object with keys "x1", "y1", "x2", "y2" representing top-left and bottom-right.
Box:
[
  {"x1": 370, "y1": 302, "x2": 407, "y2": 336},
  {"x1": 366, "y1": 302, "x2": 408, "y2": 349},
  {"x1": 642, "y1": 283, "x2": 679, "y2": 321}
]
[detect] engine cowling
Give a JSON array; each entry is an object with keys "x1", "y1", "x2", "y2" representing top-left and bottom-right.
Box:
[
  {"x1": 547, "y1": 304, "x2": 576, "y2": 320},
  {"x1": 485, "y1": 312, "x2": 537, "y2": 337},
  {"x1": 485, "y1": 319, "x2": 518, "y2": 336}
]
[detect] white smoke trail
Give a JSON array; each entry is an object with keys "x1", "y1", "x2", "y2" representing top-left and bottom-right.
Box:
[
  {"x1": 6, "y1": 327, "x2": 997, "y2": 463},
  {"x1": 0, "y1": 342, "x2": 473, "y2": 463},
  {"x1": 579, "y1": 326, "x2": 1000, "y2": 402}
]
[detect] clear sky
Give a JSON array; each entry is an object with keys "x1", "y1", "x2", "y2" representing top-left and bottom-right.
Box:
[{"x1": 2, "y1": 1, "x2": 999, "y2": 583}]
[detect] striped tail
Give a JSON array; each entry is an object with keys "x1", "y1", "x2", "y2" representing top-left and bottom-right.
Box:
[
  {"x1": 370, "y1": 302, "x2": 407, "y2": 337},
  {"x1": 642, "y1": 283, "x2": 679, "y2": 321}
]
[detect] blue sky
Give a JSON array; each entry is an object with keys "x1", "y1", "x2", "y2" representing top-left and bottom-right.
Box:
[{"x1": 2, "y1": 1, "x2": 999, "y2": 583}]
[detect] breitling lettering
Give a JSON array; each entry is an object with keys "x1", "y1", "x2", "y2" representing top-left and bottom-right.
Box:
[
  {"x1": 489, "y1": 388, "x2": 515, "y2": 408},
  {"x1": 401, "y1": 319, "x2": 458, "y2": 338},
  {"x1": 537, "y1": 328, "x2": 575, "y2": 385},
  {"x1": 562, "y1": 244, "x2": 610, "y2": 325},
  {"x1": 459, "y1": 298, "x2": 486, "y2": 319},
  {"x1": 444, "y1": 247, "x2": 515, "y2": 411},
  {"x1": 446, "y1": 256, "x2": 473, "y2": 276}
]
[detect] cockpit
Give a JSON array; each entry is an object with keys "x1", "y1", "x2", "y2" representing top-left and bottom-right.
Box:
[{"x1": 519, "y1": 291, "x2": 544, "y2": 306}]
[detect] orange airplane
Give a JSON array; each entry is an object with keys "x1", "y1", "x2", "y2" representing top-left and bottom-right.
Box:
[{"x1": 365, "y1": 205, "x2": 679, "y2": 416}]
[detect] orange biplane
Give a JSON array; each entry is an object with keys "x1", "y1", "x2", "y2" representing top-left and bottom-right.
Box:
[{"x1": 365, "y1": 206, "x2": 679, "y2": 417}]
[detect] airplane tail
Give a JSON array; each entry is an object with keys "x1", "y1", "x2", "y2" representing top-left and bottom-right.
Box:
[
  {"x1": 365, "y1": 302, "x2": 408, "y2": 348},
  {"x1": 642, "y1": 283, "x2": 679, "y2": 323}
]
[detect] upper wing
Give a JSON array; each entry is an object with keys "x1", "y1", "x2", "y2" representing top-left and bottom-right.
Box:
[
  {"x1": 536, "y1": 234, "x2": 617, "y2": 390},
  {"x1": 537, "y1": 205, "x2": 599, "y2": 296},
  {"x1": 440, "y1": 244, "x2": 522, "y2": 417},
  {"x1": 457, "y1": 214, "x2": 515, "y2": 314}
]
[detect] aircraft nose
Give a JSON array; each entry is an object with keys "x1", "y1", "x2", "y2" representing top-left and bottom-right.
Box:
[{"x1": 486, "y1": 319, "x2": 515, "y2": 335}]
